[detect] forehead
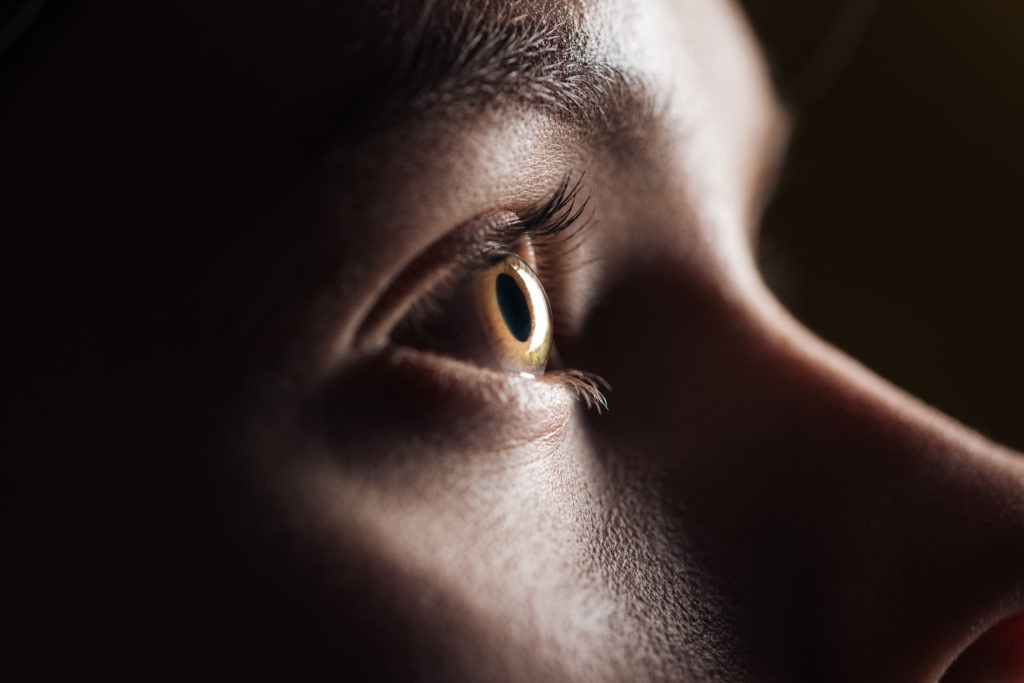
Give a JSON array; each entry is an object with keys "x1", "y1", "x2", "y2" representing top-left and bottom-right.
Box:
[
  {"x1": 52, "y1": 0, "x2": 780, "y2": 181},
  {"x1": 19, "y1": 0, "x2": 783, "y2": 300},
  {"x1": 100, "y1": 0, "x2": 776, "y2": 129}
]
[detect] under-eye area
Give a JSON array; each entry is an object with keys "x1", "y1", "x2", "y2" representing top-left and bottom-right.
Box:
[{"x1": 311, "y1": 343, "x2": 586, "y2": 466}]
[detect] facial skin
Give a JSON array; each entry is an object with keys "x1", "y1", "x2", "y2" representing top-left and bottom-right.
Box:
[{"x1": 4, "y1": 0, "x2": 1024, "y2": 681}]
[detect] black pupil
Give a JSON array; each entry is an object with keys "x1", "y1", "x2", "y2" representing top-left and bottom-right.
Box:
[{"x1": 495, "y1": 273, "x2": 532, "y2": 342}]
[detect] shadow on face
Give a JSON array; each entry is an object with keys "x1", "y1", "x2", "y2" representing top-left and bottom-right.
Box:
[{"x1": 3, "y1": 1, "x2": 1023, "y2": 681}]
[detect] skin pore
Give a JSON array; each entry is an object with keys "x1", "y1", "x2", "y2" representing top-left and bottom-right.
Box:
[{"x1": 4, "y1": 0, "x2": 1024, "y2": 681}]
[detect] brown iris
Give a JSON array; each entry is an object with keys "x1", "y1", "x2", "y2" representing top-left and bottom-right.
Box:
[{"x1": 473, "y1": 253, "x2": 552, "y2": 374}]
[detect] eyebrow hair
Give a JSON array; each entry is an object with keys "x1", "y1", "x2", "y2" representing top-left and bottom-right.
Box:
[{"x1": 323, "y1": 2, "x2": 660, "y2": 157}]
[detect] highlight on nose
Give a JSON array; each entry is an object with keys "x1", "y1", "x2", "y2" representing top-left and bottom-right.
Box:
[{"x1": 940, "y1": 612, "x2": 1024, "y2": 683}]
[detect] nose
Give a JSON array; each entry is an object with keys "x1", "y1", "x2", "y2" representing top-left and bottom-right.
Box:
[{"x1": 573, "y1": 260, "x2": 1024, "y2": 682}]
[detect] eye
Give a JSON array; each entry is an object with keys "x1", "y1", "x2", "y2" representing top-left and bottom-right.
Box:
[
  {"x1": 473, "y1": 253, "x2": 552, "y2": 374},
  {"x1": 392, "y1": 249, "x2": 553, "y2": 375},
  {"x1": 380, "y1": 176, "x2": 609, "y2": 409}
]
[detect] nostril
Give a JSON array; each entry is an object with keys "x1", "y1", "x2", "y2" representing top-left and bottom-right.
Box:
[{"x1": 940, "y1": 613, "x2": 1024, "y2": 683}]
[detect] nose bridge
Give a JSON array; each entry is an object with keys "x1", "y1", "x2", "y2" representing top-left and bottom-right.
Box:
[{"x1": 579, "y1": 266, "x2": 1024, "y2": 680}]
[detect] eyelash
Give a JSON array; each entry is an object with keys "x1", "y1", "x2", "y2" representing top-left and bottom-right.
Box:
[
  {"x1": 399, "y1": 173, "x2": 610, "y2": 411},
  {"x1": 493, "y1": 174, "x2": 591, "y2": 252}
]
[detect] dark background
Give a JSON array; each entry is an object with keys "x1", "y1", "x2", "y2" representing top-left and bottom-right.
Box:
[{"x1": 742, "y1": 0, "x2": 1023, "y2": 450}]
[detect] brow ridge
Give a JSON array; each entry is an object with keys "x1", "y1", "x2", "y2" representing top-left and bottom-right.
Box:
[{"x1": 321, "y1": 2, "x2": 660, "y2": 158}]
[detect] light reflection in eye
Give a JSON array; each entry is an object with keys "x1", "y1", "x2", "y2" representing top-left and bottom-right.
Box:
[{"x1": 474, "y1": 253, "x2": 552, "y2": 374}]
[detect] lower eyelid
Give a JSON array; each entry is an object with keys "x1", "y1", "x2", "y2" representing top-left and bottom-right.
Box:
[{"x1": 313, "y1": 346, "x2": 578, "y2": 457}]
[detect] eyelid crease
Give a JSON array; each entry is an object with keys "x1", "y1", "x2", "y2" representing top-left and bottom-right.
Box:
[{"x1": 354, "y1": 209, "x2": 516, "y2": 348}]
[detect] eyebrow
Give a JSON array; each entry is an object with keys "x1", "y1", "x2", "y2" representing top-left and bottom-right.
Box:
[{"x1": 322, "y1": 3, "x2": 661, "y2": 157}]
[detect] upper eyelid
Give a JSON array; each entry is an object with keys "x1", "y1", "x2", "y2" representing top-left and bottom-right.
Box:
[
  {"x1": 353, "y1": 210, "x2": 517, "y2": 349},
  {"x1": 352, "y1": 174, "x2": 591, "y2": 350}
]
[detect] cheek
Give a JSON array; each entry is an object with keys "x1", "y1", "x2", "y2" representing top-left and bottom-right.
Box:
[
  {"x1": 278, "y1": 416, "x2": 627, "y2": 676},
  {"x1": 230, "y1": 347, "x2": 606, "y2": 655},
  {"x1": 247, "y1": 383, "x2": 731, "y2": 681}
]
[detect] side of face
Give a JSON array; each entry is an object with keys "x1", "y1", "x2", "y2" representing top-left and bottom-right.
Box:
[{"x1": 4, "y1": 0, "x2": 1024, "y2": 681}]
